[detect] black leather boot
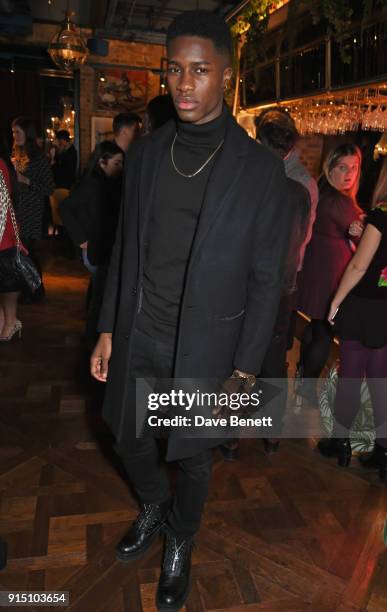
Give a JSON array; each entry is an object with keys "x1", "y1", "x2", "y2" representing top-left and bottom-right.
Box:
[
  {"x1": 116, "y1": 500, "x2": 170, "y2": 562},
  {"x1": 358, "y1": 443, "x2": 384, "y2": 469},
  {"x1": 317, "y1": 437, "x2": 351, "y2": 467},
  {"x1": 156, "y1": 529, "x2": 193, "y2": 611}
]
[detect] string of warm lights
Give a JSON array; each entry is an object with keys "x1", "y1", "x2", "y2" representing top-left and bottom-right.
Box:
[{"x1": 46, "y1": 103, "x2": 76, "y2": 141}]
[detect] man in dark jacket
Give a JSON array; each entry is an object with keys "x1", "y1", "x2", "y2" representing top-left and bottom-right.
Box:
[
  {"x1": 91, "y1": 10, "x2": 291, "y2": 611},
  {"x1": 220, "y1": 108, "x2": 312, "y2": 460},
  {"x1": 255, "y1": 108, "x2": 312, "y2": 454},
  {"x1": 113, "y1": 112, "x2": 141, "y2": 152},
  {"x1": 51, "y1": 130, "x2": 77, "y2": 189}
]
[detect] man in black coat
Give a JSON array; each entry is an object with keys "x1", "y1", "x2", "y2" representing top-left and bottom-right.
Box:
[{"x1": 91, "y1": 10, "x2": 291, "y2": 611}]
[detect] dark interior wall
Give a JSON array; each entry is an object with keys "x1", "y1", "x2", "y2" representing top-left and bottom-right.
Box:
[{"x1": 0, "y1": 68, "x2": 41, "y2": 143}]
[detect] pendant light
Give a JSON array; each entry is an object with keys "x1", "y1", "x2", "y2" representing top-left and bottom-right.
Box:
[{"x1": 48, "y1": 2, "x2": 89, "y2": 72}]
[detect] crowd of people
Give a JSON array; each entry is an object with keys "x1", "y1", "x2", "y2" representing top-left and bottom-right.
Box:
[{"x1": 0, "y1": 9, "x2": 386, "y2": 611}]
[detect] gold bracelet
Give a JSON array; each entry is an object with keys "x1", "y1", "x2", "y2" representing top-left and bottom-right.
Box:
[{"x1": 231, "y1": 370, "x2": 256, "y2": 389}]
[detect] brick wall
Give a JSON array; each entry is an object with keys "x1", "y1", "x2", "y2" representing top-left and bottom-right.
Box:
[
  {"x1": 297, "y1": 136, "x2": 324, "y2": 179},
  {"x1": 237, "y1": 113, "x2": 324, "y2": 178}
]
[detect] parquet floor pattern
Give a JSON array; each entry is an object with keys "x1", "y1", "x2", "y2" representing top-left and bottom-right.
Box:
[{"x1": 1, "y1": 246, "x2": 387, "y2": 611}]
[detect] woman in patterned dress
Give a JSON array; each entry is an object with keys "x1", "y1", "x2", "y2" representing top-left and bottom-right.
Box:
[{"x1": 11, "y1": 117, "x2": 55, "y2": 297}]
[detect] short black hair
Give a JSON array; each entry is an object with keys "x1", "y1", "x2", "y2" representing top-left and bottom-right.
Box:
[
  {"x1": 56, "y1": 129, "x2": 71, "y2": 141},
  {"x1": 167, "y1": 10, "x2": 233, "y2": 60},
  {"x1": 113, "y1": 112, "x2": 141, "y2": 135},
  {"x1": 255, "y1": 107, "x2": 299, "y2": 158}
]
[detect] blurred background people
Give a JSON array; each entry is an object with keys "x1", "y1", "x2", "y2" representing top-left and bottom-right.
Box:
[
  {"x1": 318, "y1": 193, "x2": 387, "y2": 478},
  {"x1": 60, "y1": 141, "x2": 124, "y2": 342},
  {"x1": 220, "y1": 107, "x2": 312, "y2": 461},
  {"x1": 255, "y1": 108, "x2": 312, "y2": 454},
  {"x1": 0, "y1": 135, "x2": 22, "y2": 340},
  {"x1": 143, "y1": 94, "x2": 177, "y2": 134},
  {"x1": 11, "y1": 116, "x2": 55, "y2": 300},
  {"x1": 113, "y1": 112, "x2": 141, "y2": 153},
  {"x1": 48, "y1": 129, "x2": 78, "y2": 239},
  {"x1": 255, "y1": 107, "x2": 319, "y2": 352},
  {"x1": 50, "y1": 129, "x2": 77, "y2": 190},
  {"x1": 372, "y1": 157, "x2": 387, "y2": 209},
  {"x1": 297, "y1": 144, "x2": 364, "y2": 404}
]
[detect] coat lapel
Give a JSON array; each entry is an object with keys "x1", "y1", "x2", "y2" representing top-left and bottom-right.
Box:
[
  {"x1": 189, "y1": 113, "x2": 249, "y2": 264},
  {"x1": 138, "y1": 120, "x2": 175, "y2": 241}
]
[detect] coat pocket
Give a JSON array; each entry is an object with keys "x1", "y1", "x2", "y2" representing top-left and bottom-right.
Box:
[
  {"x1": 214, "y1": 308, "x2": 245, "y2": 322},
  {"x1": 137, "y1": 286, "x2": 143, "y2": 313}
]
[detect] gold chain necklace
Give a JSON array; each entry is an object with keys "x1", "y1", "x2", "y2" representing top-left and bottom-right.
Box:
[{"x1": 170, "y1": 133, "x2": 224, "y2": 178}]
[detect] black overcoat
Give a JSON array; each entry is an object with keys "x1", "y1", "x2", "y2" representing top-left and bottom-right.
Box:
[{"x1": 98, "y1": 111, "x2": 292, "y2": 461}]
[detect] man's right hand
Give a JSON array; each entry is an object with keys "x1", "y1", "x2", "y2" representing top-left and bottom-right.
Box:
[{"x1": 90, "y1": 333, "x2": 112, "y2": 382}]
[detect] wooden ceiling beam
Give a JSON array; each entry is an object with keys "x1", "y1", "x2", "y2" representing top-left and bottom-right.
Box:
[
  {"x1": 104, "y1": 0, "x2": 119, "y2": 29},
  {"x1": 88, "y1": 0, "x2": 110, "y2": 30},
  {"x1": 151, "y1": 0, "x2": 171, "y2": 29}
]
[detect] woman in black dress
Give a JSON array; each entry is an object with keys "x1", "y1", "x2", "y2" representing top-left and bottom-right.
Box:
[
  {"x1": 317, "y1": 196, "x2": 387, "y2": 481},
  {"x1": 60, "y1": 141, "x2": 123, "y2": 341}
]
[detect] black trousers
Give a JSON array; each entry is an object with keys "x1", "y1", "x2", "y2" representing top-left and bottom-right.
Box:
[
  {"x1": 299, "y1": 318, "x2": 334, "y2": 378},
  {"x1": 260, "y1": 293, "x2": 293, "y2": 380},
  {"x1": 259, "y1": 293, "x2": 293, "y2": 436},
  {"x1": 117, "y1": 325, "x2": 213, "y2": 538}
]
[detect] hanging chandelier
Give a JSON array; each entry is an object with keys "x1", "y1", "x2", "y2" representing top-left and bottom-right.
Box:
[{"x1": 48, "y1": 10, "x2": 89, "y2": 72}]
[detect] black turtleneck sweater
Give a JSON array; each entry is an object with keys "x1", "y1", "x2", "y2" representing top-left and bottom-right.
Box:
[{"x1": 139, "y1": 107, "x2": 227, "y2": 343}]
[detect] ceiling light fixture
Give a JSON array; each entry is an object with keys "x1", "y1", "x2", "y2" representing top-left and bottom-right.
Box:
[{"x1": 48, "y1": 4, "x2": 88, "y2": 72}]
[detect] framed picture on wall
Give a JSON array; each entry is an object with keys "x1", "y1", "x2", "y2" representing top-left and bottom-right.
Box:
[
  {"x1": 91, "y1": 116, "x2": 113, "y2": 150},
  {"x1": 95, "y1": 68, "x2": 149, "y2": 113}
]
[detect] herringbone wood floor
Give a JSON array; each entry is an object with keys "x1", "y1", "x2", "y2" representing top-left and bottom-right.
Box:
[{"x1": 1, "y1": 243, "x2": 387, "y2": 611}]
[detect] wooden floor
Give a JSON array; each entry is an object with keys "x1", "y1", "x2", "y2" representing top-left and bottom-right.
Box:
[{"x1": 1, "y1": 242, "x2": 387, "y2": 612}]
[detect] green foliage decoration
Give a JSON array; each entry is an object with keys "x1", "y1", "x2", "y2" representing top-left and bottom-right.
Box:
[
  {"x1": 230, "y1": 0, "x2": 385, "y2": 65},
  {"x1": 309, "y1": 0, "x2": 353, "y2": 63},
  {"x1": 230, "y1": 1, "x2": 282, "y2": 44}
]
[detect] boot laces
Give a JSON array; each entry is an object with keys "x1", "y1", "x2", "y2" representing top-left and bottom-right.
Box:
[{"x1": 134, "y1": 504, "x2": 160, "y2": 532}]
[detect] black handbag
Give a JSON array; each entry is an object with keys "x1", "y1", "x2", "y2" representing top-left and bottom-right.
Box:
[{"x1": 0, "y1": 170, "x2": 41, "y2": 293}]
